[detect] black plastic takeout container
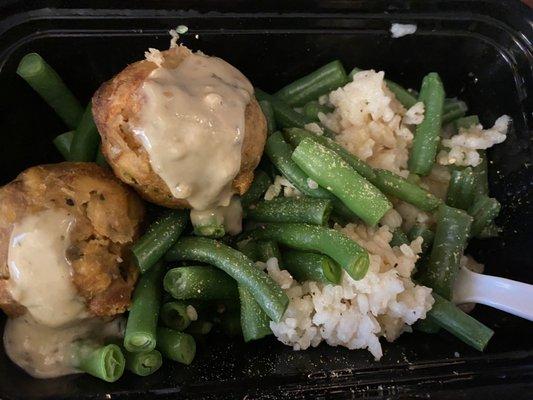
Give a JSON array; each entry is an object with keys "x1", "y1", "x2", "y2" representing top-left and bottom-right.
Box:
[{"x1": 0, "y1": 0, "x2": 532, "y2": 398}]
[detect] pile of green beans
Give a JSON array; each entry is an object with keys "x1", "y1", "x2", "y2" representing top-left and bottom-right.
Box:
[{"x1": 22, "y1": 51, "x2": 507, "y2": 381}]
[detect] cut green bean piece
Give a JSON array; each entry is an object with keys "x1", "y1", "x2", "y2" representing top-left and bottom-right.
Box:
[
  {"x1": 283, "y1": 128, "x2": 376, "y2": 181},
  {"x1": 164, "y1": 266, "x2": 238, "y2": 300},
  {"x1": 192, "y1": 218, "x2": 225, "y2": 239},
  {"x1": 442, "y1": 101, "x2": 467, "y2": 125},
  {"x1": 75, "y1": 343, "x2": 125, "y2": 382},
  {"x1": 236, "y1": 240, "x2": 260, "y2": 261},
  {"x1": 478, "y1": 223, "x2": 500, "y2": 239},
  {"x1": 248, "y1": 197, "x2": 333, "y2": 225},
  {"x1": 275, "y1": 60, "x2": 348, "y2": 106},
  {"x1": 133, "y1": 210, "x2": 188, "y2": 274},
  {"x1": 408, "y1": 73, "x2": 445, "y2": 175},
  {"x1": 246, "y1": 223, "x2": 369, "y2": 280},
  {"x1": 70, "y1": 103, "x2": 100, "y2": 162},
  {"x1": 239, "y1": 285, "x2": 271, "y2": 342},
  {"x1": 421, "y1": 205, "x2": 472, "y2": 300},
  {"x1": 390, "y1": 229, "x2": 409, "y2": 247},
  {"x1": 446, "y1": 167, "x2": 476, "y2": 210},
  {"x1": 415, "y1": 318, "x2": 441, "y2": 334},
  {"x1": 156, "y1": 328, "x2": 196, "y2": 365},
  {"x1": 292, "y1": 138, "x2": 391, "y2": 226},
  {"x1": 469, "y1": 195, "x2": 501, "y2": 237},
  {"x1": 165, "y1": 237, "x2": 289, "y2": 322},
  {"x1": 160, "y1": 301, "x2": 192, "y2": 331},
  {"x1": 265, "y1": 131, "x2": 357, "y2": 221},
  {"x1": 259, "y1": 99, "x2": 277, "y2": 135},
  {"x1": 256, "y1": 240, "x2": 282, "y2": 263},
  {"x1": 17, "y1": 52, "x2": 83, "y2": 129},
  {"x1": 473, "y1": 150, "x2": 489, "y2": 197},
  {"x1": 241, "y1": 170, "x2": 272, "y2": 208},
  {"x1": 283, "y1": 250, "x2": 341, "y2": 284},
  {"x1": 428, "y1": 293, "x2": 494, "y2": 351},
  {"x1": 124, "y1": 262, "x2": 164, "y2": 353},
  {"x1": 302, "y1": 100, "x2": 333, "y2": 121},
  {"x1": 372, "y1": 169, "x2": 442, "y2": 211},
  {"x1": 255, "y1": 89, "x2": 335, "y2": 138},
  {"x1": 125, "y1": 349, "x2": 162, "y2": 377},
  {"x1": 53, "y1": 130, "x2": 74, "y2": 159},
  {"x1": 454, "y1": 115, "x2": 479, "y2": 130}
]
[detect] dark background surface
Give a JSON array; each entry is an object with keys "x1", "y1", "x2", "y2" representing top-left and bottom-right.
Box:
[{"x1": 0, "y1": 1, "x2": 532, "y2": 399}]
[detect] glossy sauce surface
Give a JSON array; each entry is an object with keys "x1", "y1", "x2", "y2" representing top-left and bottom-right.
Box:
[{"x1": 134, "y1": 51, "x2": 253, "y2": 211}]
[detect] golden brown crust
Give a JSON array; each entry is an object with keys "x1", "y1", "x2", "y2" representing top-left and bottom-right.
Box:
[
  {"x1": 92, "y1": 47, "x2": 267, "y2": 208},
  {"x1": 0, "y1": 162, "x2": 144, "y2": 318}
]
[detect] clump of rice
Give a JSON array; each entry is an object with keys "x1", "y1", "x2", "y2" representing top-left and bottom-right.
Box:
[
  {"x1": 269, "y1": 224, "x2": 434, "y2": 360},
  {"x1": 390, "y1": 23, "x2": 417, "y2": 38},
  {"x1": 264, "y1": 175, "x2": 302, "y2": 200},
  {"x1": 437, "y1": 115, "x2": 510, "y2": 167},
  {"x1": 319, "y1": 70, "x2": 423, "y2": 177}
]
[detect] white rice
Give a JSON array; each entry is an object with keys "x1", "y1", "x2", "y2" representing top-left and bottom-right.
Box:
[
  {"x1": 437, "y1": 115, "x2": 510, "y2": 167},
  {"x1": 390, "y1": 23, "x2": 417, "y2": 38},
  {"x1": 264, "y1": 175, "x2": 302, "y2": 200},
  {"x1": 319, "y1": 70, "x2": 423, "y2": 177},
  {"x1": 269, "y1": 224, "x2": 433, "y2": 360}
]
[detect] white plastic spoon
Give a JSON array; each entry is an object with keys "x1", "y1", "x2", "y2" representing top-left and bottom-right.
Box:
[{"x1": 453, "y1": 266, "x2": 533, "y2": 321}]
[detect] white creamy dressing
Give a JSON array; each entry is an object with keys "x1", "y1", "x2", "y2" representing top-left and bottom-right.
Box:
[
  {"x1": 133, "y1": 51, "x2": 253, "y2": 211},
  {"x1": 190, "y1": 196, "x2": 243, "y2": 235},
  {"x1": 3, "y1": 209, "x2": 122, "y2": 379}
]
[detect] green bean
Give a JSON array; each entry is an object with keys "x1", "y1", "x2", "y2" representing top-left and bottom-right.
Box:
[
  {"x1": 408, "y1": 73, "x2": 445, "y2": 175},
  {"x1": 132, "y1": 210, "x2": 188, "y2": 274},
  {"x1": 256, "y1": 240, "x2": 282, "y2": 262},
  {"x1": 124, "y1": 262, "x2": 164, "y2": 353},
  {"x1": 220, "y1": 312, "x2": 242, "y2": 337},
  {"x1": 17, "y1": 52, "x2": 83, "y2": 129},
  {"x1": 246, "y1": 223, "x2": 369, "y2": 280},
  {"x1": 53, "y1": 130, "x2": 74, "y2": 159},
  {"x1": 390, "y1": 229, "x2": 409, "y2": 247},
  {"x1": 408, "y1": 225, "x2": 435, "y2": 254},
  {"x1": 255, "y1": 89, "x2": 336, "y2": 138},
  {"x1": 74, "y1": 343, "x2": 125, "y2": 382},
  {"x1": 415, "y1": 318, "x2": 441, "y2": 334},
  {"x1": 349, "y1": 67, "x2": 418, "y2": 109},
  {"x1": 421, "y1": 205, "x2": 472, "y2": 300},
  {"x1": 164, "y1": 266, "x2": 238, "y2": 300},
  {"x1": 69, "y1": 103, "x2": 100, "y2": 162},
  {"x1": 454, "y1": 115, "x2": 479, "y2": 131},
  {"x1": 283, "y1": 250, "x2": 341, "y2": 284},
  {"x1": 239, "y1": 286, "x2": 271, "y2": 342},
  {"x1": 427, "y1": 293, "x2": 494, "y2": 351},
  {"x1": 284, "y1": 128, "x2": 440, "y2": 211},
  {"x1": 469, "y1": 195, "x2": 501, "y2": 238},
  {"x1": 446, "y1": 167, "x2": 476, "y2": 210},
  {"x1": 248, "y1": 197, "x2": 333, "y2": 225},
  {"x1": 156, "y1": 328, "x2": 196, "y2": 365},
  {"x1": 292, "y1": 138, "x2": 391, "y2": 226},
  {"x1": 160, "y1": 301, "x2": 192, "y2": 331},
  {"x1": 241, "y1": 170, "x2": 272, "y2": 208},
  {"x1": 124, "y1": 349, "x2": 162, "y2": 376},
  {"x1": 259, "y1": 99, "x2": 277, "y2": 135},
  {"x1": 283, "y1": 128, "x2": 375, "y2": 180},
  {"x1": 275, "y1": 60, "x2": 348, "y2": 106},
  {"x1": 165, "y1": 237, "x2": 289, "y2": 322},
  {"x1": 302, "y1": 100, "x2": 333, "y2": 121},
  {"x1": 442, "y1": 101, "x2": 467, "y2": 125},
  {"x1": 192, "y1": 218, "x2": 225, "y2": 239},
  {"x1": 372, "y1": 169, "x2": 442, "y2": 211},
  {"x1": 186, "y1": 320, "x2": 213, "y2": 335},
  {"x1": 265, "y1": 131, "x2": 357, "y2": 221},
  {"x1": 236, "y1": 240, "x2": 260, "y2": 261}
]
